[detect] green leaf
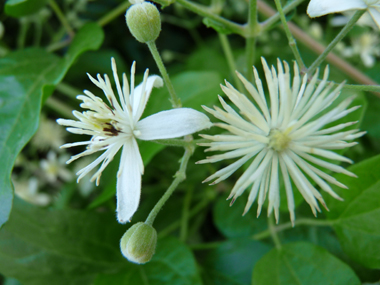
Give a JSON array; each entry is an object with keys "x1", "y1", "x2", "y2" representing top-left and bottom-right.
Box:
[
  {"x1": 144, "y1": 70, "x2": 222, "y2": 114},
  {"x1": 252, "y1": 242, "x2": 360, "y2": 285},
  {"x1": 213, "y1": 195, "x2": 268, "y2": 238},
  {"x1": 94, "y1": 236, "x2": 202, "y2": 285},
  {"x1": 186, "y1": 46, "x2": 229, "y2": 79},
  {"x1": 361, "y1": 93, "x2": 380, "y2": 138},
  {"x1": 0, "y1": 22, "x2": 104, "y2": 228},
  {"x1": 5, "y1": 0, "x2": 49, "y2": 17},
  {"x1": 0, "y1": 198, "x2": 128, "y2": 285},
  {"x1": 324, "y1": 154, "x2": 380, "y2": 268},
  {"x1": 198, "y1": 238, "x2": 272, "y2": 285},
  {"x1": 202, "y1": 18, "x2": 233, "y2": 34}
]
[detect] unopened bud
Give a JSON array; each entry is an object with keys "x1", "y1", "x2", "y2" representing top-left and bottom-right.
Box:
[
  {"x1": 126, "y1": 1, "x2": 161, "y2": 43},
  {"x1": 120, "y1": 222, "x2": 157, "y2": 264}
]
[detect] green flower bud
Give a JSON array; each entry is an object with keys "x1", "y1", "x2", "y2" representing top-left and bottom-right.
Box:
[
  {"x1": 120, "y1": 222, "x2": 157, "y2": 264},
  {"x1": 126, "y1": 1, "x2": 161, "y2": 43}
]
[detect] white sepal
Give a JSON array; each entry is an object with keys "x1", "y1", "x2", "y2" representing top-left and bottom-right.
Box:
[
  {"x1": 136, "y1": 108, "x2": 212, "y2": 141},
  {"x1": 307, "y1": 0, "x2": 367, "y2": 17},
  {"x1": 116, "y1": 139, "x2": 142, "y2": 224}
]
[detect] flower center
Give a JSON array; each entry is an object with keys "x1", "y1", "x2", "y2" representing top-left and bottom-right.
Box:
[{"x1": 268, "y1": 129, "x2": 290, "y2": 152}]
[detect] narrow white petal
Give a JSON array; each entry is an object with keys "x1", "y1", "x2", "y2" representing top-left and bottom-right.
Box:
[
  {"x1": 136, "y1": 108, "x2": 212, "y2": 140},
  {"x1": 198, "y1": 144, "x2": 263, "y2": 164},
  {"x1": 116, "y1": 140, "x2": 142, "y2": 224},
  {"x1": 307, "y1": 0, "x2": 367, "y2": 17},
  {"x1": 228, "y1": 149, "x2": 268, "y2": 199},
  {"x1": 267, "y1": 153, "x2": 280, "y2": 223},
  {"x1": 279, "y1": 156, "x2": 295, "y2": 226},
  {"x1": 243, "y1": 180, "x2": 261, "y2": 215},
  {"x1": 202, "y1": 154, "x2": 254, "y2": 184}
]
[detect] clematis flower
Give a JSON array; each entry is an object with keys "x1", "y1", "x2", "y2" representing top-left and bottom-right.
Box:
[
  {"x1": 307, "y1": 0, "x2": 380, "y2": 29},
  {"x1": 57, "y1": 58, "x2": 211, "y2": 223},
  {"x1": 198, "y1": 58, "x2": 364, "y2": 225},
  {"x1": 336, "y1": 32, "x2": 380, "y2": 67}
]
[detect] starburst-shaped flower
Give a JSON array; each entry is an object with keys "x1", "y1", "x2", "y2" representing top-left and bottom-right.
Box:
[
  {"x1": 198, "y1": 58, "x2": 365, "y2": 225},
  {"x1": 307, "y1": 0, "x2": 380, "y2": 29},
  {"x1": 57, "y1": 58, "x2": 211, "y2": 223}
]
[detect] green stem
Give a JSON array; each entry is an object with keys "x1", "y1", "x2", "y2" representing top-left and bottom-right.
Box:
[
  {"x1": 253, "y1": 218, "x2": 335, "y2": 240},
  {"x1": 261, "y1": 0, "x2": 306, "y2": 32},
  {"x1": 180, "y1": 187, "x2": 193, "y2": 242},
  {"x1": 147, "y1": 41, "x2": 182, "y2": 108},
  {"x1": 274, "y1": 0, "x2": 305, "y2": 70},
  {"x1": 343, "y1": 83, "x2": 380, "y2": 94},
  {"x1": 49, "y1": 0, "x2": 75, "y2": 37},
  {"x1": 151, "y1": 138, "x2": 197, "y2": 147},
  {"x1": 45, "y1": 97, "x2": 75, "y2": 119},
  {"x1": 33, "y1": 21, "x2": 43, "y2": 47},
  {"x1": 145, "y1": 147, "x2": 193, "y2": 226},
  {"x1": 244, "y1": 0, "x2": 259, "y2": 80},
  {"x1": 45, "y1": 38, "x2": 72, "y2": 52},
  {"x1": 268, "y1": 216, "x2": 282, "y2": 249},
  {"x1": 17, "y1": 20, "x2": 29, "y2": 49},
  {"x1": 307, "y1": 10, "x2": 365, "y2": 75},
  {"x1": 245, "y1": 37, "x2": 256, "y2": 81},
  {"x1": 158, "y1": 197, "x2": 210, "y2": 238},
  {"x1": 218, "y1": 33, "x2": 245, "y2": 92},
  {"x1": 56, "y1": 82, "x2": 82, "y2": 99},
  {"x1": 248, "y1": 0, "x2": 258, "y2": 28},
  {"x1": 97, "y1": 1, "x2": 131, "y2": 27},
  {"x1": 156, "y1": 0, "x2": 245, "y2": 36}
]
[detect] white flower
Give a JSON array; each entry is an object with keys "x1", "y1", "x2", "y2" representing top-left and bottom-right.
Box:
[
  {"x1": 198, "y1": 57, "x2": 364, "y2": 225},
  {"x1": 32, "y1": 115, "x2": 65, "y2": 151},
  {"x1": 336, "y1": 32, "x2": 380, "y2": 67},
  {"x1": 13, "y1": 177, "x2": 51, "y2": 206},
  {"x1": 57, "y1": 58, "x2": 212, "y2": 223},
  {"x1": 307, "y1": 0, "x2": 380, "y2": 29},
  {"x1": 40, "y1": 151, "x2": 73, "y2": 183}
]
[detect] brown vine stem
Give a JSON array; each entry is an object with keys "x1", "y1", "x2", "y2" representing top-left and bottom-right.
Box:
[{"x1": 256, "y1": 0, "x2": 380, "y2": 97}]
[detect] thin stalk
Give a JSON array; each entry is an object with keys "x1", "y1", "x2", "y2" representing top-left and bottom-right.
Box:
[
  {"x1": 343, "y1": 84, "x2": 380, "y2": 94},
  {"x1": 49, "y1": 0, "x2": 75, "y2": 37},
  {"x1": 98, "y1": 1, "x2": 131, "y2": 27},
  {"x1": 45, "y1": 38, "x2": 72, "y2": 52},
  {"x1": 151, "y1": 138, "x2": 196, "y2": 147},
  {"x1": 218, "y1": 33, "x2": 244, "y2": 92},
  {"x1": 308, "y1": 10, "x2": 366, "y2": 75},
  {"x1": 180, "y1": 187, "x2": 193, "y2": 242},
  {"x1": 268, "y1": 216, "x2": 282, "y2": 249},
  {"x1": 33, "y1": 21, "x2": 43, "y2": 47},
  {"x1": 274, "y1": 0, "x2": 305, "y2": 70},
  {"x1": 158, "y1": 197, "x2": 210, "y2": 238},
  {"x1": 244, "y1": 0, "x2": 259, "y2": 79},
  {"x1": 17, "y1": 20, "x2": 29, "y2": 49},
  {"x1": 56, "y1": 82, "x2": 82, "y2": 99},
  {"x1": 168, "y1": 0, "x2": 245, "y2": 36},
  {"x1": 252, "y1": 218, "x2": 335, "y2": 240},
  {"x1": 145, "y1": 147, "x2": 193, "y2": 226},
  {"x1": 248, "y1": 0, "x2": 258, "y2": 28},
  {"x1": 147, "y1": 41, "x2": 182, "y2": 108},
  {"x1": 260, "y1": 0, "x2": 306, "y2": 32},
  {"x1": 45, "y1": 97, "x2": 75, "y2": 119},
  {"x1": 245, "y1": 37, "x2": 256, "y2": 82}
]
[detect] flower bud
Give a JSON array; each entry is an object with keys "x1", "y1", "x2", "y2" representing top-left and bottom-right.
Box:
[
  {"x1": 126, "y1": 1, "x2": 161, "y2": 43},
  {"x1": 120, "y1": 222, "x2": 157, "y2": 264}
]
